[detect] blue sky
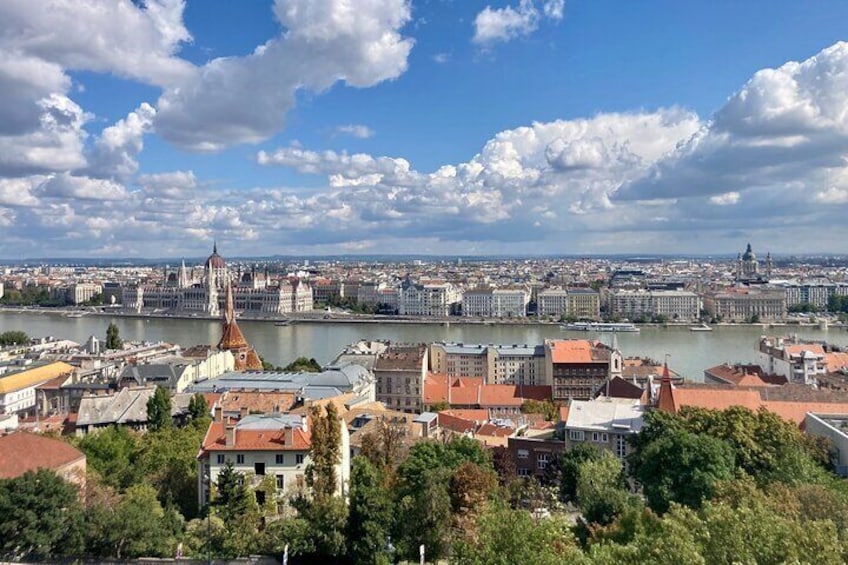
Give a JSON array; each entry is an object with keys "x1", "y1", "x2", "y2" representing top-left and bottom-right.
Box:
[{"x1": 1, "y1": 0, "x2": 848, "y2": 258}]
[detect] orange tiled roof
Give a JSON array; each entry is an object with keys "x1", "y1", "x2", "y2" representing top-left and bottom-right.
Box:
[
  {"x1": 826, "y1": 352, "x2": 848, "y2": 372},
  {"x1": 219, "y1": 391, "x2": 297, "y2": 415},
  {"x1": 437, "y1": 412, "x2": 478, "y2": 434},
  {"x1": 783, "y1": 344, "x2": 826, "y2": 358},
  {"x1": 0, "y1": 432, "x2": 85, "y2": 479},
  {"x1": 549, "y1": 340, "x2": 606, "y2": 364},
  {"x1": 441, "y1": 409, "x2": 489, "y2": 422},
  {"x1": 201, "y1": 420, "x2": 311, "y2": 452},
  {"x1": 423, "y1": 374, "x2": 551, "y2": 407}
]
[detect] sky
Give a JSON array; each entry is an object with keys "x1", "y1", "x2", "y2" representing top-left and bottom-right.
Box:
[{"x1": 2, "y1": 0, "x2": 848, "y2": 259}]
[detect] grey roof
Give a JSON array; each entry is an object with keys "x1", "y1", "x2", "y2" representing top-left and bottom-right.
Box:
[
  {"x1": 237, "y1": 413, "x2": 306, "y2": 431},
  {"x1": 76, "y1": 387, "x2": 191, "y2": 427},
  {"x1": 437, "y1": 342, "x2": 543, "y2": 356},
  {"x1": 189, "y1": 363, "x2": 371, "y2": 396},
  {"x1": 565, "y1": 398, "x2": 645, "y2": 433},
  {"x1": 120, "y1": 364, "x2": 182, "y2": 388}
]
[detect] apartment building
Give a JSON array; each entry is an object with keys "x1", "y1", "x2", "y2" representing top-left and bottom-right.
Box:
[
  {"x1": 537, "y1": 287, "x2": 600, "y2": 319},
  {"x1": 607, "y1": 289, "x2": 698, "y2": 321},
  {"x1": 462, "y1": 287, "x2": 529, "y2": 318},
  {"x1": 398, "y1": 281, "x2": 460, "y2": 317},
  {"x1": 562, "y1": 398, "x2": 645, "y2": 465},
  {"x1": 429, "y1": 342, "x2": 545, "y2": 385},
  {"x1": 702, "y1": 288, "x2": 787, "y2": 322},
  {"x1": 544, "y1": 339, "x2": 622, "y2": 401},
  {"x1": 374, "y1": 344, "x2": 428, "y2": 413}
]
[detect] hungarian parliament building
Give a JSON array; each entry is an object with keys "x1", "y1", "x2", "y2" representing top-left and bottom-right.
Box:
[{"x1": 122, "y1": 244, "x2": 313, "y2": 316}]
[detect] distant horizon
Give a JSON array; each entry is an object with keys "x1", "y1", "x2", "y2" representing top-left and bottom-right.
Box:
[{"x1": 2, "y1": 250, "x2": 846, "y2": 267}]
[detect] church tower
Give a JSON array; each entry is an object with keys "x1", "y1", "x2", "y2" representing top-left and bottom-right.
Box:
[{"x1": 217, "y1": 284, "x2": 263, "y2": 371}]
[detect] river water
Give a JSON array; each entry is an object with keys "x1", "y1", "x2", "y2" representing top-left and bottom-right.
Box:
[{"x1": 3, "y1": 312, "x2": 847, "y2": 381}]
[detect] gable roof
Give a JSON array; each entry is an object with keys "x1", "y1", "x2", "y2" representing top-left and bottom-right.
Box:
[
  {"x1": 200, "y1": 415, "x2": 311, "y2": 453},
  {"x1": 0, "y1": 432, "x2": 85, "y2": 479}
]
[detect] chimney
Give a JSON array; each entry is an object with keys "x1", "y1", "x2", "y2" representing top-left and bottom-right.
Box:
[
  {"x1": 225, "y1": 423, "x2": 236, "y2": 447},
  {"x1": 214, "y1": 405, "x2": 223, "y2": 422}
]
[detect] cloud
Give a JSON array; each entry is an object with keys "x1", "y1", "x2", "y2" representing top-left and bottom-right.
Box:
[
  {"x1": 86, "y1": 103, "x2": 157, "y2": 180},
  {"x1": 137, "y1": 170, "x2": 198, "y2": 199},
  {"x1": 709, "y1": 192, "x2": 740, "y2": 206},
  {"x1": 618, "y1": 42, "x2": 848, "y2": 205},
  {"x1": 36, "y1": 173, "x2": 128, "y2": 201},
  {"x1": 333, "y1": 124, "x2": 375, "y2": 139},
  {"x1": 815, "y1": 187, "x2": 848, "y2": 204},
  {"x1": 0, "y1": 94, "x2": 89, "y2": 176},
  {"x1": 473, "y1": 0, "x2": 564, "y2": 47},
  {"x1": 0, "y1": 0, "x2": 193, "y2": 87},
  {"x1": 433, "y1": 52, "x2": 451, "y2": 64},
  {"x1": 154, "y1": 0, "x2": 413, "y2": 151}
]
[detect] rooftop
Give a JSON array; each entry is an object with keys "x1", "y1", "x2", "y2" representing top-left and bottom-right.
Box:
[{"x1": 0, "y1": 432, "x2": 85, "y2": 479}]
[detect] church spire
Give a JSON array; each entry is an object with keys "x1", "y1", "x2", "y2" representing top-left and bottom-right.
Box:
[
  {"x1": 213, "y1": 240, "x2": 218, "y2": 254},
  {"x1": 224, "y1": 282, "x2": 234, "y2": 325}
]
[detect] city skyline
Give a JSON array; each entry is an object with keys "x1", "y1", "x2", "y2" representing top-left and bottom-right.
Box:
[{"x1": 2, "y1": 1, "x2": 848, "y2": 258}]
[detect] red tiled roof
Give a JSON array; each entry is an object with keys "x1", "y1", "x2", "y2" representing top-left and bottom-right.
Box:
[
  {"x1": 441, "y1": 408, "x2": 489, "y2": 421},
  {"x1": 437, "y1": 412, "x2": 478, "y2": 434},
  {"x1": 423, "y1": 373, "x2": 551, "y2": 408},
  {"x1": 0, "y1": 432, "x2": 85, "y2": 479},
  {"x1": 200, "y1": 420, "x2": 311, "y2": 452},
  {"x1": 549, "y1": 339, "x2": 607, "y2": 364},
  {"x1": 826, "y1": 352, "x2": 848, "y2": 372}
]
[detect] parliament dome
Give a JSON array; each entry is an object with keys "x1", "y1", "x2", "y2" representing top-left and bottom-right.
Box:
[{"x1": 205, "y1": 242, "x2": 226, "y2": 269}]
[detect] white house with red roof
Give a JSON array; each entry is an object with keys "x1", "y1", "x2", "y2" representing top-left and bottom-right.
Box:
[{"x1": 197, "y1": 407, "x2": 350, "y2": 508}]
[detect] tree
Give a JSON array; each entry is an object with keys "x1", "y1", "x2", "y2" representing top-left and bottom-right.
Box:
[
  {"x1": 146, "y1": 386, "x2": 172, "y2": 432},
  {"x1": 187, "y1": 392, "x2": 209, "y2": 421},
  {"x1": 347, "y1": 457, "x2": 394, "y2": 564},
  {"x1": 214, "y1": 462, "x2": 254, "y2": 523},
  {"x1": 452, "y1": 502, "x2": 586, "y2": 565},
  {"x1": 109, "y1": 484, "x2": 179, "y2": 559},
  {"x1": 105, "y1": 322, "x2": 122, "y2": 349},
  {"x1": 575, "y1": 451, "x2": 630, "y2": 526},
  {"x1": 283, "y1": 356, "x2": 322, "y2": 372},
  {"x1": 306, "y1": 403, "x2": 342, "y2": 499},
  {"x1": 557, "y1": 442, "x2": 603, "y2": 502},
  {"x1": 0, "y1": 330, "x2": 29, "y2": 346},
  {"x1": 629, "y1": 424, "x2": 735, "y2": 513},
  {"x1": 136, "y1": 422, "x2": 209, "y2": 519},
  {"x1": 359, "y1": 417, "x2": 410, "y2": 477},
  {"x1": 449, "y1": 461, "x2": 497, "y2": 528},
  {"x1": 0, "y1": 469, "x2": 85, "y2": 561},
  {"x1": 73, "y1": 425, "x2": 142, "y2": 490},
  {"x1": 395, "y1": 469, "x2": 452, "y2": 561}
]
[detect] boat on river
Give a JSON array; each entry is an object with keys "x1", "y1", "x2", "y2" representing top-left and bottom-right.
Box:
[
  {"x1": 689, "y1": 323, "x2": 713, "y2": 332},
  {"x1": 560, "y1": 322, "x2": 640, "y2": 333}
]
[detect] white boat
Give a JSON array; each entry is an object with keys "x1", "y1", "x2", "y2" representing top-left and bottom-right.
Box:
[
  {"x1": 560, "y1": 322, "x2": 640, "y2": 333},
  {"x1": 65, "y1": 311, "x2": 87, "y2": 318},
  {"x1": 689, "y1": 323, "x2": 713, "y2": 332}
]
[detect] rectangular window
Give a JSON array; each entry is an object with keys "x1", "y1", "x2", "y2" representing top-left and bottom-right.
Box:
[
  {"x1": 216, "y1": 454, "x2": 224, "y2": 464},
  {"x1": 537, "y1": 453, "x2": 551, "y2": 469},
  {"x1": 296, "y1": 454, "x2": 304, "y2": 465},
  {"x1": 236, "y1": 454, "x2": 245, "y2": 464},
  {"x1": 517, "y1": 468, "x2": 531, "y2": 477},
  {"x1": 255, "y1": 490, "x2": 265, "y2": 505},
  {"x1": 255, "y1": 462, "x2": 265, "y2": 476},
  {"x1": 569, "y1": 430, "x2": 584, "y2": 442},
  {"x1": 276, "y1": 475, "x2": 284, "y2": 489},
  {"x1": 517, "y1": 449, "x2": 529, "y2": 459},
  {"x1": 275, "y1": 454, "x2": 284, "y2": 465},
  {"x1": 615, "y1": 435, "x2": 627, "y2": 460}
]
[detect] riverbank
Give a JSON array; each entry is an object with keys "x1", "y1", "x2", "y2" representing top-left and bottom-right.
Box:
[{"x1": 0, "y1": 305, "x2": 842, "y2": 330}]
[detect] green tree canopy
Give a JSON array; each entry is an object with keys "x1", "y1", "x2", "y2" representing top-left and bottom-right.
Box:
[
  {"x1": 146, "y1": 386, "x2": 173, "y2": 432},
  {"x1": 73, "y1": 425, "x2": 142, "y2": 490},
  {"x1": 575, "y1": 451, "x2": 631, "y2": 526},
  {"x1": 105, "y1": 322, "x2": 122, "y2": 350},
  {"x1": 629, "y1": 415, "x2": 736, "y2": 513},
  {"x1": 305, "y1": 403, "x2": 342, "y2": 499},
  {"x1": 0, "y1": 330, "x2": 29, "y2": 346},
  {"x1": 0, "y1": 469, "x2": 85, "y2": 561},
  {"x1": 347, "y1": 456, "x2": 394, "y2": 564},
  {"x1": 283, "y1": 356, "x2": 322, "y2": 372},
  {"x1": 187, "y1": 392, "x2": 209, "y2": 421}
]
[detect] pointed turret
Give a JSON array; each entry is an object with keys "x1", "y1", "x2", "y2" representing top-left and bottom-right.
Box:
[
  {"x1": 656, "y1": 358, "x2": 676, "y2": 413},
  {"x1": 217, "y1": 283, "x2": 262, "y2": 371}
]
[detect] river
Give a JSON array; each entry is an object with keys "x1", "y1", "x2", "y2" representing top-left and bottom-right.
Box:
[{"x1": 2, "y1": 311, "x2": 847, "y2": 381}]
